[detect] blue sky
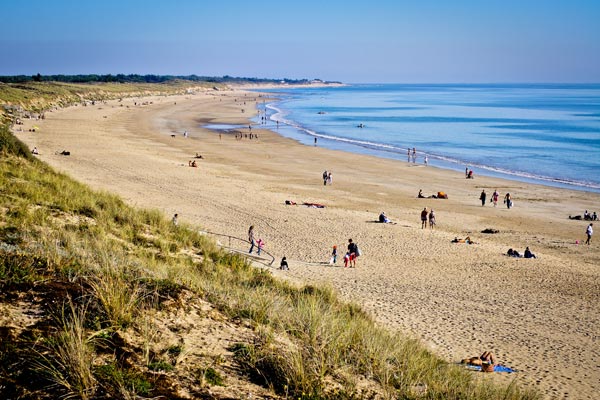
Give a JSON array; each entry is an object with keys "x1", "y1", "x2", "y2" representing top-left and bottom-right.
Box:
[{"x1": 1, "y1": 0, "x2": 599, "y2": 83}]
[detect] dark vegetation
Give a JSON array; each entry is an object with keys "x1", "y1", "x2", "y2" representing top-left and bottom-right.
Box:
[{"x1": 0, "y1": 74, "x2": 339, "y2": 85}]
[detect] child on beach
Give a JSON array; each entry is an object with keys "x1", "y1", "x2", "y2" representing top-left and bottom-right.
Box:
[
  {"x1": 257, "y1": 238, "x2": 264, "y2": 255},
  {"x1": 343, "y1": 251, "x2": 351, "y2": 268}
]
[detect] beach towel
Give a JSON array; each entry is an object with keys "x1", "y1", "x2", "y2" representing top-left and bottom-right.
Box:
[
  {"x1": 302, "y1": 202, "x2": 325, "y2": 208},
  {"x1": 465, "y1": 364, "x2": 516, "y2": 373}
]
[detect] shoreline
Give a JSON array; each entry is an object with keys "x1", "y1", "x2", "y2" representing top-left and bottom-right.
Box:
[
  {"x1": 249, "y1": 84, "x2": 600, "y2": 194},
  {"x1": 15, "y1": 89, "x2": 600, "y2": 399}
]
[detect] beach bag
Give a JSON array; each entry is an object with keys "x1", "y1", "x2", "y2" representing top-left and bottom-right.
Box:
[
  {"x1": 481, "y1": 362, "x2": 494, "y2": 373},
  {"x1": 355, "y1": 245, "x2": 362, "y2": 257}
]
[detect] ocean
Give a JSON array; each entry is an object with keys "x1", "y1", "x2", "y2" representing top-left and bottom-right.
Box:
[{"x1": 249, "y1": 84, "x2": 600, "y2": 193}]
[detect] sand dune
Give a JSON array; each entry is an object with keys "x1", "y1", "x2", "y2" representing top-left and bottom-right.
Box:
[{"x1": 16, "y1": 89, "x2": 599, "y2": 399}]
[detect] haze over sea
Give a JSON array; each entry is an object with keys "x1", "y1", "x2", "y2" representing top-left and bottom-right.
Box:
[{"x1": 253, "y1": 84, "x2": 600, "y2": 193}]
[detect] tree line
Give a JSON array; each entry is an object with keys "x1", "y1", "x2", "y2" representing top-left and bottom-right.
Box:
[{"x1": 0, "y1": 74, "x2": 334, "y2": 85}]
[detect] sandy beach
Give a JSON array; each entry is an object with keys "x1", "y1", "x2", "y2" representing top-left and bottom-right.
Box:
[{"x1": 15, "y1": 89, "x2": 599, "y2": 399}]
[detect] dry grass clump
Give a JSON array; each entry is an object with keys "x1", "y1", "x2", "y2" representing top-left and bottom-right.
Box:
[{"x1": 0, "y1": 129, "x2": 539, "y2": 399}]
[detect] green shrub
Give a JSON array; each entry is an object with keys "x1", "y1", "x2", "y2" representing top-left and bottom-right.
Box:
[
  {"x1": 148, "y1": 360, "x2": 174, "y2": 372},
  {"x1": 200, "y1": 367, "x2": 225, "y2": 386},
  {"x1": 0, "y1": 124, "x2": 33, "y2": 159},
  {"x1": 95, "y1": 362, "x2": 152, "y2": 396},
  {"x1": 0, "y1": 251, "x2": 46, "y2": 288}
]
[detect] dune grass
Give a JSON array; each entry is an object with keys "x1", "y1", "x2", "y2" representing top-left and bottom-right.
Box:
[
  {"x1": 0, "y1": 122, "x2": 540, "y2": 399},
  {"x1": 0, "y1": 80, "x2": 226, "y2": 125}
]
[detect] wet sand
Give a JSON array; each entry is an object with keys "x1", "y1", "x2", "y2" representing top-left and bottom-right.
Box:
[{"x1": 16, "y1": 89, "x2": 600, "y2": 399}]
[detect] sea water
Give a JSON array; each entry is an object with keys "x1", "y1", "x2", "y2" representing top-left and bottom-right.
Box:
[{"x1": 249, "y1": 84, "x2": 600, "y2": 193}]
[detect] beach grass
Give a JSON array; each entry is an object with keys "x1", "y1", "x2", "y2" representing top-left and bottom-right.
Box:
[
  {"x1": 0, "y1": 80, "x2": 225, "y2": 124},
  {"x1": 0, "y1": 107, "x2": 540, "y2": 398}
]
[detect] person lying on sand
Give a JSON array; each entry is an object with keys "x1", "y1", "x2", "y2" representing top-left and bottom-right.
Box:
[
  {"x1": 303, "y1": 202, "x2": 325, "y2": 208},
  {"x1": 452, "y1": 236, "x2": 476, "y2": 244},
  {"x1": 507, "y1": 248, "x2": 522, "y2": 257},
  {"x1": 462, "y1": 352, "x2": 516, "y2": 373},
  {"x1": 462, "y1": 351, "x2": 496, "y2": 366}
]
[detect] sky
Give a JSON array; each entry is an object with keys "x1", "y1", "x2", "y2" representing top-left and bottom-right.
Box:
[{"x1": 1, "y1": 0, "x2": 599, "y2": 83}]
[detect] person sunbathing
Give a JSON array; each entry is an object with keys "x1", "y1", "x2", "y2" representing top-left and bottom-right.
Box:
[
  {"x1": 462, "y1": 351, "x2": 496, "y2": 368},
  {"x1": 507, "y1": 248, "x2": 522, "y2": 257},
  {"x1": 451, "y1": 236, "x2": 475, "y2": 244}
]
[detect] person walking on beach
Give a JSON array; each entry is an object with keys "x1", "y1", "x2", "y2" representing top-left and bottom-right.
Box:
[
  {"x1": 480, "y1": 190, "x2": 487, "y2": 206},
  {"x1": 327, "y1": 171, "x2": 332, "y2": 185},
  {"x1": 504, "y1": 193, "x2": 512, "y2": 209},
  {"x1": 347, "y1": 239, "x2": 358, "y2": 268},
  {"x1": 330, "y1": 245, "x2": 337, "y2": 265},
  {"x1": 248, "y1": 225, "x2": 256, "y2": 253},
  {"x1": 322, "y1": 170, "x2": 328, "y2": 186},
  {"x1": 424, "y1": 155, "x2": 428, "y2": 166},
  {"x1": 412, "y1": 147, "x2": 417, "y2": 163},
  {"x1": 421, "y1": 207, "x2": 428, "y2": 229},
  {"x1": 407, "y1": 148, "x2": 411, "y2": 162},
  {"x1": 586, "y1": 223, "x2": 593, "y2": 245},
  {"x1": 257, "y1": 238, "x2": 264, "y2": 255},
  {"x1": 492, "y1": 190, "x2": 499, "y2": 207},
  {"x1": 428, "y1": 209, "x2": 436, "y2": 229}
]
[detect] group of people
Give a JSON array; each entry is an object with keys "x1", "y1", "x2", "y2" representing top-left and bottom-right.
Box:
[
  {"x1": 479, "y1": 189, "x2": 511, "y2": 208},
  {"x1": 583, "y1": 210, "x2": 598, "y2": 221},
  {"x1": 420, "y1": 207, "x2": 436, "y2": 229},
  {"x1": 407, "y1": 147, "x2": 417, "y2": 163},
  {"x1": 322, "y1": 170, "x2": 333, "y2": 185},
  {"x1": 327, "y1": 239, "x2": 360, "y2": 268},
  {"x1": 507, "y1": 247, "x2": 537, "y2": 258},
  {"x1": 248, "y1": 225, "x2": 265, "y2": 255}
]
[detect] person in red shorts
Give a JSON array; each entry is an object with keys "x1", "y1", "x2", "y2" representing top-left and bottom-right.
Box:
[{"x1": 347, "y1": 238, "x2": 358, "y2": 268}]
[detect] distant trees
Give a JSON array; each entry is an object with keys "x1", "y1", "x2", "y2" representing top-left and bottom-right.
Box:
[{"x1": 0, "y1": 74, "x2": 338, "y2": 85}]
